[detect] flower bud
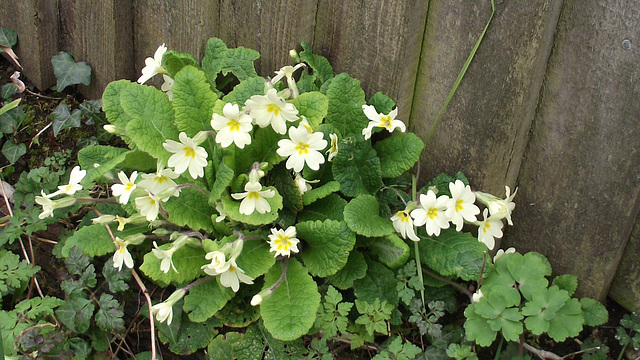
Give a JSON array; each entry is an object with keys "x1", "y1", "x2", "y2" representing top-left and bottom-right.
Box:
[
  {"x1": 153, "y1": 228, "x2": 172, "y2": 236},
  {"x1": 289, "y1": 49, "x2": 299, "y2": 61},
  {"x1": 124, "y1": 233, "x2": 146, "y2": 245},
  {"x1": 92, "y1": 214, "x2": 116, "y2": 224},
  {"x1": 54, "y1": 196, "x2": 77, "y2": 209},
  {"x1": 192, "y1": 130, "x2": 209, "y2": 145},
  {"x1": 103, "y1": 124, "x2": 118, "y2": 133},
  {"x1": 251, "y1": 289, "x2": 272, "y2": 306}
]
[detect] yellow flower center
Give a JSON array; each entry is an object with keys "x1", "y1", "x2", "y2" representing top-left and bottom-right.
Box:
[
  {"x1": 267, "y1": 103, "x2": 281, "y2": 116},
  {"x1": 427, "y1": 207, "x2": 438, "y2": 219},
  {"x1": 64, "y1": 184, "x2": 73, "y2": 191},
  {"x1": 483, "y1": 222, "x2": 491, "y2": 233},
  {"x1": 149, "y1": 198, "x2": 156, "y2": 205},
  {"x1": 275, "y1": 234, "x2": 292, "y2": 251},
  {"x1": 248, "y1": 191, "x2": 260, "y2": 200},
  {"x1": 397, "y1": 211, "x2": 410, "y2": 223},
  {"x1": 296, "y1": 142, "x2": 310, "y2": 155},
  {"x1": 183, "y1": 146, "x2": 196, "y2": 158},
  {"x1": 125, "y1": 182, "x2": 134, "y2": 191},
  {"x1": 227, "y1": 118, "x2": 241, "y2": 131},
  {"x1": 155, "y1": 175, "x2": 168, "y2": 184},
  {"x1": 379, "y1": 115, "x2": 392, "y2": 128},
  {"x1": 455, "y1": 199, "x2": 464, "y2": 212}
]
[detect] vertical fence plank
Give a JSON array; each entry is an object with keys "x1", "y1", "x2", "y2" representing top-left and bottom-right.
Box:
[
  {"x1": 218, "y1": 0, "x2": 318, "y2": 77},
  {"x1": 0, "y1": 0, "x2": 59, "y2": 90},
  {"x1": 610, "y1": 211, "x2": 640, "y2": 311},
  {"x1": 58, "y1": 0, "x2": 134, "y2": 99},
  {"x1": 507, "y1": 1, "x2": 640, "y2": 300},
  {"x1": 133, "y1": 0, "x2": 219, "y2": 86},
  {"x1": 312, "y1": 0, "x2": 429, "y2": 122},
  {"x1": 411, "y1": 0, "x2": 563, "y2": 195}
]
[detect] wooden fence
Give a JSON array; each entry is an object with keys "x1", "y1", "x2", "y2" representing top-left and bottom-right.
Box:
[{"x1": 1, "y1": 0, "x2": 638, "y2": 309}]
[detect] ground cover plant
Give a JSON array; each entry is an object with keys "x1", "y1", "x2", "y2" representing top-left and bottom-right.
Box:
[{"x1": 0, "y1": 26, "x2": 627, "y2": 360}]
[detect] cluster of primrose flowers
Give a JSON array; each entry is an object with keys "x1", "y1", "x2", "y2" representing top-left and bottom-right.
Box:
[{"x1": 36, "y1": 43, "x2": 517, "y2": 326}]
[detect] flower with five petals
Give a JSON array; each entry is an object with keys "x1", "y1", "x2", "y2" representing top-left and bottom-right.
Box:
[
  {"x1": 244, "y1": 88, "x2": 298, "y2": 134},
  {"x1": 231, "y1": 182, "x2": 276, "y2": 215},
  {"x1": 267, "y1": 226, "x2": 300, "y2": 257},
  {"x1": 391, "y1": 209, "x2": 420, "y2": 241},
  {"x1": 137, "y1": 43, "x2": 167, "y2": 84},
  {"x1": 163, "y1": 132, "x2": 208, "y2": 179},
  {"x1": 445, "y1": 180, "x2": 480, "y2": 231},
  {"x1": 113, "y1": 237, "x2": 134, "y2": 271},
  {"x1": 410, "y1": 190, "x2": 450, "y2": 237},
  {"x1": 361, "y1": 105, "x2": 406, "y2": 140},
  {"x1": 476, "y1": 209, "x2": 503, "y2": 250},
  {"x1": 111, "y1": 171, "x2": 138, "y2": 205},
  {"x1": 475, "y1": 186, "x2": 518, "y2": 226},
  {"x1": 57, "y1": 166, "x2": 86, "y2": 195},
  {"x1": 211, "y1": 103, "x2": 253, "y2": 148},
  {"x1": 276, "y1": 123, "x2": 327, "y2": 172}
]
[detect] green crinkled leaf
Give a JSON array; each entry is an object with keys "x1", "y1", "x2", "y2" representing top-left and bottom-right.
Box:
[
  {"x1": 369, "y1": 234, "x2": 410, "y2": 269},
  {"x1": 0, "y1": 28, "x2": 17, "y2": 47},
  {"x1": 223, "y1": 76, "x2": 268, "y2": 107},
  {"x1": 353, "y1": 258, "x2": 398, "y2": 306},
  {"x1": 161, "y1": 50, "x2": 199, "y2": 77},
  {"x1": 552, "y1": 274, "x2": 579, "y2": 297},
  {"x1": 299, "y1": 41, "x2": 333, "y2": 86},
  {"x1": 374, "y1": 133, "x2": 425, "y2": 178},
  {"x1": 102, "y1": 80, "x2": 136, "y2": 129},
  {"x1": 221, "y1": 189, "x2": 283, "y2": 226},
  {"x1": 209, "y1": 159, "x2": 234, "y2": 205},
  {"x1": 140, "y1": 244, "x2": 208, "y2": 285},
  {"x1": 329, "y1": 249, "x2": 368, "y2": 290},
  {"x1": 271, "y1": 165, "x2": 303, "y2": 212},
  {"x1": 418, "y1": 229, "x2": 486, "y2": 281},
  {"x1": 324, "y1": 73, "x2": 368, "y2": 137},
  {"x1": 260, "y1": 258, "x2": 320, "y2": 340},
  {"x1": 118, "y1": 149, "x2": 157, "y2": 172},
  {"x1": 183, "y1": 278, "x2": 234, "y2": 323},
  {"x1": 367, "y1": 92, "x2": 396, "y2": 115},
  {"x1": 344, "y1": 194, "x2": 394, "y2": 237},
  {"x1": 121, "y1": 84, "x2": 179, "y2": 163},
  {"x1": 235, "y1": 126, "x2": 285, "y2": 173},
  {"x1": 50, "y1": 104, "x2": 82, "y2": 136},
  {"x1": 332, "y1": 139, "x2": 382, "y2": 197},
  {"x1": 235, "y1": 239, "x2": 276, "y2": 279},
  {"x1": 202, "y1": 37, "x2": 260, "y2": 81},
  {"x1": 547, "y1": 298, "x2": 584, "y2": 342},
  {"x1": 420, "y1": 172, "x2": 469, "y2": 198},
  {"x1": 298, "y1": 193, "x2": 347, "y2": 222},
  {"x1": 61, "y1": 224, "x2": 114, "y2": 257},
  {"x1": 77, "y1": 145, "x2": 130, "y2": 185},
  {"x1": 51, "y1": 51, "x2": 92, "y2": 91},
  {"x1": 297, "y1": 220, "x2": 356, "y2": 277},
  {"x1": 163, "y1": 187, "x2": 215, "y2": 232},
  {"x1": 207, "y1": 325, "x2": 265, "y2": 360},
  {"x1": 289, "y1": 91, "x2": 328, "y2": 129},
  {"x1": 1, "y1": 140, "x2": 25, "y2": 164},
  {"x1": 302, "y1": 181, "x2": 340, "y2": 205},
  {"x1": 580, "y1": 298, "x2": 608, "y2": 326},
  {"x1": 172, "y1": 65, "x2": 218, "y2": 137}
]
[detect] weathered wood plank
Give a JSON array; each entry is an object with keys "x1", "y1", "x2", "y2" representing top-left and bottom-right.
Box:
[
  {"x1": 218, "y1": 0, "x2": 318, "y2": 77},
  {"x1": 411, "y1": 0, "x2": 563, "y2": 196},
  {"x1": 58, "y1": 0, "x2": 134, "y2": 98},
  {"x1": 610, "y1": 209, "x2": 640, "y2": 312},
  {"x1": 133, "y1": 0, "x2": 219, "y2": 86},
  {"x1": 508, "y1": 0, "x2": 640, "y2": 300},
  {"x1": 0, "y1": 0, "x2": 59, "y2": 90},
  {"x1": 313, "y1": 0, "x2": 428, "y2": 122}
]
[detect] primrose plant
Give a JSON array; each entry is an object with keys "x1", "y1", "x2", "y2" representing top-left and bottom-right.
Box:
[{"x1": 33, "y1": 38, "x2": 597, "y2": 357}]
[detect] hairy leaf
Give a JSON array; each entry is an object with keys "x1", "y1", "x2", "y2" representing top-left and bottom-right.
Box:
[
  {"x1": 297, "y1": 220, "x2": 356, "y2": 277},
  {"x1": 344, "y1": 194, "x2": 394, "y2": 237}
]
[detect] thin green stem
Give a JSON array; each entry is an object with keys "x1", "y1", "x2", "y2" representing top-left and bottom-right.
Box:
[{"x1": 424, "y1": 0, "x2": 496, "y2": 144}]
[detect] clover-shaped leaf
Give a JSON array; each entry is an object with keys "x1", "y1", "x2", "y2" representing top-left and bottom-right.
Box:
[{"x1": 51, "y1": 51, "x2": 92, "y2": 91}]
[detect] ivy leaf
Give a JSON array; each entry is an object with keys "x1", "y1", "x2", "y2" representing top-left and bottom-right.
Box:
[
  {"x1": 289, "y1": 91, "x2": 328, "y2": 129},
  {"x1": 0, "y1": 28, "x2": 17, "y2": 47},
  {"x1": 297, "y1": 219, "x2": 356, "y2": 277},
  {"x1": 50, "y1": 104, "x2": 82, "y2": 137},
  {"x1": 0, "y1": 106, "x2": 24, "y2": 134},
  {"x1": 51, "y1": 51, "x2": 92, "y2": 91},
  {"x1": 298, "y1": 193, "x2": 347, "y2": 222},
  {"x1": 221, "y1": 189, "x2": 283, "y2": 226},
  {"x1": 324, "y1": 73, "x2": 368, "y2": 137},
  {"x1": 329, "y1": 249, "x2": 368, "y2": 290},
  {"x1": 1, "y1": 140, "x2": 25, "y2": 164},
  {"x1": 418, "y1": 229, "x2": 486, "y2": 281},
  {"x1": 580, "y1": 298, "x2": 608, "y2": 326},
  {"x1": 332, "y1": 139, "x2": 382, "y2": 197},
  {"x1": 163, "y1": 187, "x2": 216, "y2": 232},
  {"x1": 172, "y1": 65, "x2": 218, "y2": 137},
  {"x1": 344, "y1": 194, "x2": 394, "y2": 237},
  {"x1": 374, "y1": 133, "x2": 424, "y2": 178},
  {"x1": 139, "y1": 245, "x2": 208, "y2": 285},
  {"x1": 260, "y1": 259, "x2": 321, "y2": 341},
  {"x1": 121, "y1": 84, "x2": 179, "y2": 163},
  {"x1": 369, "y1": 234, "x2": 410, "y2": 269},
  {"x1": 353, "y1": 258, "x2": 398, "y2": 306},
  {"x1": 55, "y1": 297, "x2": 95, "y2": 333},
  {"x1": 161, "y1": 50, "x2": 198, "y2": 77},
  {"x1": 183, "y1": 278, "x2": 234, "y2": 323}
]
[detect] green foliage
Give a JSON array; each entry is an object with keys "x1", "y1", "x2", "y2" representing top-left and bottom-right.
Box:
[
  {"x1": 344, "y1": 194, "x2": 394, "y2": 237},
  {"x1": 172, "y1": 65, "x2": 219, "y2": 137},
  {"x1": 314, "y1": 286, "x2": 353, "y2": 338},
  {"x1": 0, "y1": 249, "x2": 40, "y2": 296},
  {"x1": 1, "y1": 139, "x2": 25, "y2": 163},
  {"x1": 372, "y1": 336, "x2": 422, "y2": 360},
  {"x1": 50, "y1": 103, "x2": 82, "y2": 136},
  {"x1": 355, "y1": 298, "x2": 393, "y2": 336},
  {"x1": 418, "y1": 229, "x2": 486, "y2": 281},
  {"x1": 297, "y1": 219, "x2": 356, "y2": 277},
  {"x1": 0, "y1": 27, "x2": 17, "y2": 47},
  {"x1": 202, "y1": 37, "x2": 260, "y2": 82},
  {"x1": 374, "y1": 133, "x2": 425, "y2": 179},
  {"x1": 51, "y1": 51, "x2": 92, "y2": 91},
  {"x1": 332, "y1": 139, "x2": 382, "y2": 197},
  {"x1": 616, "y1": 312, "x2": 640, "y2": 351}
]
